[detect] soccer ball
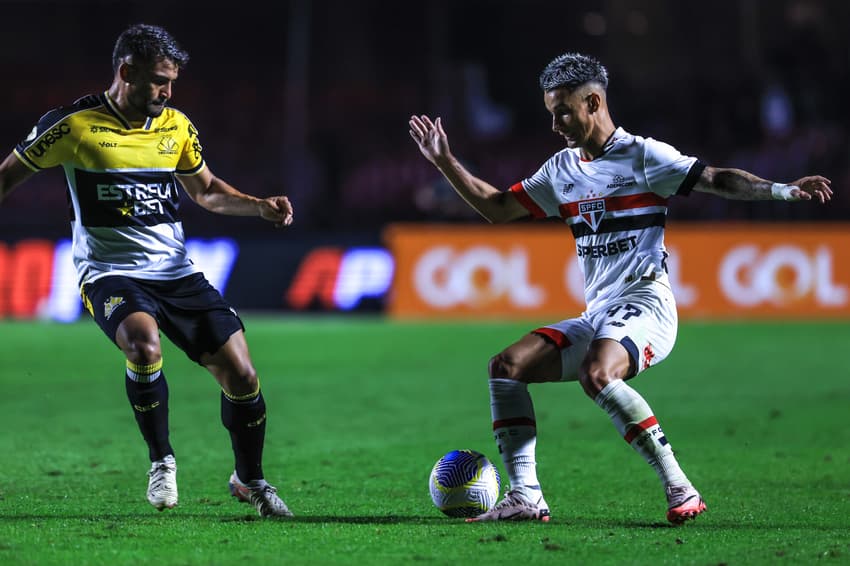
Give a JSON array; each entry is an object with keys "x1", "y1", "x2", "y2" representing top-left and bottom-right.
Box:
[{"x1": 428, "y1": 449, "x2": 501, "y2": 517}]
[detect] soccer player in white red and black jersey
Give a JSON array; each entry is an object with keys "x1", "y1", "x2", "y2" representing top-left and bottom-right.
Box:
[
  {"x1": 409, "y1": 52, "x2": 832, "y2": 524},
  {"x1": 0, "y1": 24, "x2": 295, "y2": 517}
]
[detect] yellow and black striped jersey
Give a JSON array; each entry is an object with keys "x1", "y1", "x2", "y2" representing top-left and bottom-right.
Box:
[{"x1": 14, "y1": 91, "x2": 206, "y2": 285}]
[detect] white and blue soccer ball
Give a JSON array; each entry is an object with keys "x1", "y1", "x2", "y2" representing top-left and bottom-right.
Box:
[{"x1": 428, "y1": 449, "x2": 501, "y2": 517}]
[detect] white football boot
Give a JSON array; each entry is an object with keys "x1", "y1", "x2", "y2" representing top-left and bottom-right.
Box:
[
  {"x1": 229, "y1": 472, "x2": 294, "y2": 517},
  {"x1": 146, "y1": 455, "x2": 178, "y2": 510}
]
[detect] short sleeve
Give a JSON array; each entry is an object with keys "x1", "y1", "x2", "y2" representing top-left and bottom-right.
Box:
[
  {"x1": 175, "y1": 119, "x2": 205, "y2": 175},
  {"x1": 14, "y1": 110, "x2": 78, "y2": 171},
  {"x1": 513, "y1": 156, "x2": 562, "y2": 218},
  {"x1": 641, "y1": 138, "x2": 699, "y2": 197}
]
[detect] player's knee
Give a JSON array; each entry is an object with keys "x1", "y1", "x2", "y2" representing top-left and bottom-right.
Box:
[
  {"x1": 488, "y1": 352, "x2": 523, "y2": 380},
  {"x1": 578, "y1": 364, "x2": 615, "y2": 398},
  {"x1": 123, "y1": 336, "x2": 161, "y2": 365},
  {"x1": 224, "y1": 366, "x2": 259, "y2": 398}
]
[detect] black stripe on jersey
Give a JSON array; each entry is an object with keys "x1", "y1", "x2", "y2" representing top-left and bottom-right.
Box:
[
  {"x1": 15, "y1": 149, "x2": 41, "y2": 171},
  {"x1": 676, "y1": 160, "x2": 706, "y2": 196},
  {"x1": 176, "y1": 161, "x2": 205, "y2": 175},
  {"x1": 570, "y1": 212, "x2": 666, "y2": 238},
  {"x1": 73, "y1": 169, "x2": 181, "y2": 228}
]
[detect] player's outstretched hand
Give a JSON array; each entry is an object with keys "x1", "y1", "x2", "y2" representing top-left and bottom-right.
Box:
[
  {"x1": 409, "y1": 115, "x2": 451, "y2": 166},
  {"x1": 788, "y1": 175, "x2": 832, "y2": 203},
  {"x1": 260, "y1": 195, "x2": 294, "y2": 227}
]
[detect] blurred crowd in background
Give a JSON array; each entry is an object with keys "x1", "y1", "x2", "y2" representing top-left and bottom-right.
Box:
[{"x1": 1, "y1": 0, "x2": 848, "y2": 239}]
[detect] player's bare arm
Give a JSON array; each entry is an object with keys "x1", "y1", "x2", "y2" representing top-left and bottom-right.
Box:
[
  {"x1": 408, "y1": 114, "x2": 528, "y2": 223},
  {"x1": 179, "y1": 167, "x2": 294, "y2": 227},
  {"x1": 0, "y1": 152, "x2": 35, "y2": 205},
  {"x1": 694, "y1": 166, "x2": 832, "y2": 203}
]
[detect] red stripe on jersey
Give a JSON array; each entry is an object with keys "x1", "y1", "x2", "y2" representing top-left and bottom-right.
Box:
[
  {"x1": 533, "y1": 327, "x2": 572, "y2": 350},
  {"x1": 493, "y1": 417, "x2": 536, "y2": 430},
  {"x1": 510, "y1": 182, "x2": 547, "y2": 219},
  {"x1": 623, "y1": 415, "x2": 659, "y2": 444},
  {"x1": 561, "y1": 192, "x2": 668, "y2": 220}
]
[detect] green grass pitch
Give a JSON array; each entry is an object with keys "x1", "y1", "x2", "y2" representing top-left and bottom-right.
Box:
[{"x1": 0, "y1": 317, "x2": 848, "y2": 565}]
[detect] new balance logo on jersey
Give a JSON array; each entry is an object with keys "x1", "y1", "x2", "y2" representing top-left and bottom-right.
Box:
[{"x1": 578, "y1": 199, "x2": 605, "y2": 232}]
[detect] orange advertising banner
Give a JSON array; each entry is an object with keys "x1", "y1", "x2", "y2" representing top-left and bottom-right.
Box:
[{"x1": 384, "y1": 223, "x2": 850, "y2": 320}]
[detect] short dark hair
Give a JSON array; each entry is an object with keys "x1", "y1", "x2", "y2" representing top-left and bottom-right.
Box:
[
  {"x1": 112, "y1": 23, "x2": 190, "y2": 72},
  {"x1": 539, "y1": 52, "x2": 608, "y2": 92}
]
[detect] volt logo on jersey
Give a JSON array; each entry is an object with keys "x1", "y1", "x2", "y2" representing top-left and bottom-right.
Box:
[{"x1": 578, "y1": 199, "x2": 606, "y2": 232}]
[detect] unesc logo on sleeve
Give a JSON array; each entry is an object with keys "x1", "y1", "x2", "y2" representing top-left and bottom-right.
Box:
[{"x1": 104, "y1": 296, "x2": 126, "y2": 320}]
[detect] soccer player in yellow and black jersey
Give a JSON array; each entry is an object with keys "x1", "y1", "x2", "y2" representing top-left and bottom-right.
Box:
[{"x1": 0, "y1": 24, "x2": 294, "y2": 517}]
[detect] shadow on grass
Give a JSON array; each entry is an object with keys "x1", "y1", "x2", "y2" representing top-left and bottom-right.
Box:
[
  {"x1": 0, "y1": 514, "x2": 449, "y2": 524},
  {"x1": 0, "y1": 512, "x2": 760, "y2": 529}
]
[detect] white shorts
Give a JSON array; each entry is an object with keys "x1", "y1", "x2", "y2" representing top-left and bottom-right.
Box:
[{"x1": 534, "y1": 280, "x2": 678, "y2": 382}]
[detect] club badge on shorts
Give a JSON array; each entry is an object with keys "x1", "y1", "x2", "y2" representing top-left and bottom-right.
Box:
[{"x1": 104, "y1": 296, "x2": 126, "y2": 320}]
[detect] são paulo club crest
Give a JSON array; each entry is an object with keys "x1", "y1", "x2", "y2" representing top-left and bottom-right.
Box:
[{"x1": 578, "y1": 199, "x2": 606, "y2": 232}]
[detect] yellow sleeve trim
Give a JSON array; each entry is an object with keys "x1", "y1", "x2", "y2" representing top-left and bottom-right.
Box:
[{"x1": 13, "y1": 149, "x2": 40, "y2": 172}]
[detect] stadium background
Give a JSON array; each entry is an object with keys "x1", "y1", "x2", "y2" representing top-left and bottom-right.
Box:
[{"x1": 1, "y1": 0, "x2": 848, "y2": 322}]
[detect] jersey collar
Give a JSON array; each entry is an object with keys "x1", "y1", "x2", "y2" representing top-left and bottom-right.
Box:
[
  {"x1": 102, "y1": 91, "x2": 155, "y2": 131},
  {"x1": 580, "y1": 127, "x2": 626, "y2": 162},
  {"x1": 602, "y1": 127, "x2": 626, "y2": 153}
]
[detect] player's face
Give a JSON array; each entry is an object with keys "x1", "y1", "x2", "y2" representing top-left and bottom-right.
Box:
[
  {"x1": 544, "y1": 88, "x2": 594, "y2": 149},
  {"x1": 125, "y1": 59, "x2": 179, "y2": 118}
]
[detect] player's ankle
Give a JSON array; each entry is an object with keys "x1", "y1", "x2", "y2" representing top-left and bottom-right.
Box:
[{"x1": 510, "y1": 484, "x2": 543, "y2": 502}]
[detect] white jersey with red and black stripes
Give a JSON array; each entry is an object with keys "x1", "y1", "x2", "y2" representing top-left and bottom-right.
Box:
[{"x1": 510, "y1": 127, "x2": 704, "y2": 313}]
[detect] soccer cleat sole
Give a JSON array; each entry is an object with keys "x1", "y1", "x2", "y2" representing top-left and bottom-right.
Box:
[{"x1": 465, "y1": 510, "x2": 551, "y2": 523}]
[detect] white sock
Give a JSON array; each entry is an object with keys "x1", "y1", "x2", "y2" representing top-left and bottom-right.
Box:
[
  {"x1": 489, "y1": 378, "x2": 541, "y2": 499},
  {"x1": 595, "y1": 380, "x2": 690, "y2": 488}
]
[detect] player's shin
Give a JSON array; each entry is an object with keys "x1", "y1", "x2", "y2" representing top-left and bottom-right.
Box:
[
  {"x1": 489, "y1": 378, "x2": 541, "y2": 499},
  {"x1": 221, "y1": 388, "x2": 267, "y2": 483},
  {"x1": 595, "y1": 380, "x2": 690, "y2": 487},
  {"x1": 125, "y1": 359, "x2": 174, "y2": 462}
]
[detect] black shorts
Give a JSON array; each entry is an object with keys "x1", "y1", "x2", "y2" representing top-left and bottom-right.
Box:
[{"x1": 81, "y1": 273, "x2": 245, "y2": 363}]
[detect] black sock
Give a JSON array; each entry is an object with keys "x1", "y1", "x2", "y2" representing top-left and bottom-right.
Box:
[
  {"x1": 221, "y1": 390, "x2": 267, "y2": 483},
  {"x1": 125, "y1": 371, "x2": 173, "y2": 462}
]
